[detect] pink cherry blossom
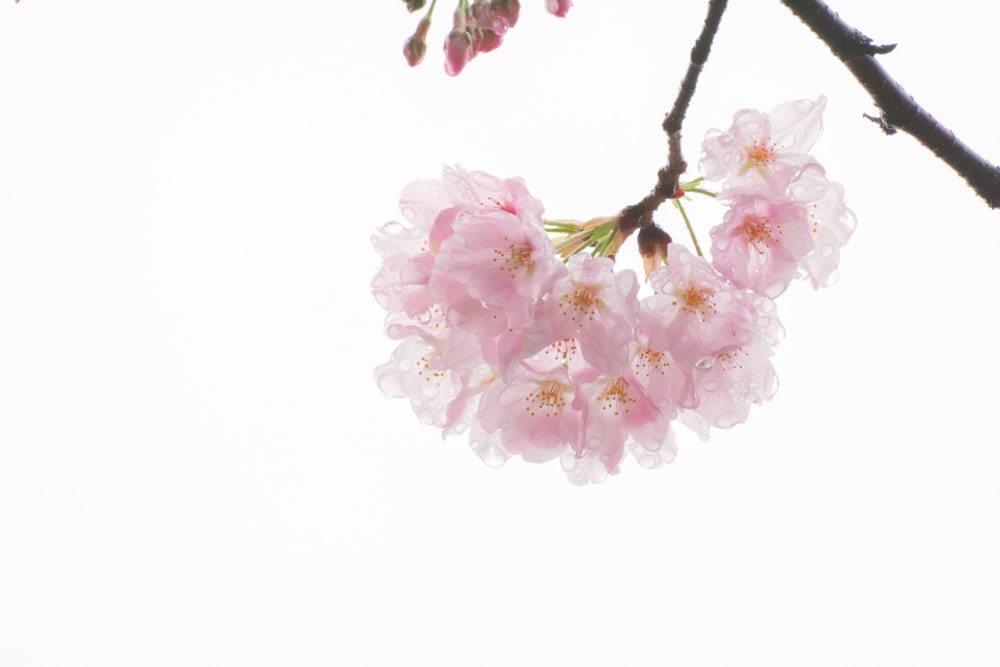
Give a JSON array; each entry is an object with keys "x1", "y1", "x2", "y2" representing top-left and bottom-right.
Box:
[
  {"x1": 631, "y1": 330, "x2": 693, "y2": 414},
  {"x1": 431, "y1": 205, "x2": 565, "y2": 334},
  {"x1": 375, "y1": 336, "x2": 470, "y2": 429},
  {"x1": 373, "y1": 166, "x2": 551, "y2": 327},
  {"x1": 681, "y1": 336, "x2": 779, "y2": 440},
  {"x1": 475, "y1": 363, "x2": 581, "y2": 463},
  {"x1": 562, "y1": 370, "x2": 672, "y2": 484},
  {"x1": 709, "y1": 194, "x2": 814, "y2": 298},
  {"x1": 700, "y1": 96, "x2": 855, "y2": 294},
  {"x1": 787, "y1": 163, "x2": 857, "y2": 288},
  {"x1": 371, "y1": 220, "x2": 431, "y2": 315},
  {"x1": 440, "y1": 165, "x2": 545, "y2": 223},
  {"x1": 701, "y1": 96, "x2": 827, "y2": 193},
  {"x1": 373, "y1": 160, "x2": 826, "y2": 484},
  {"x1": 526, "y1": 254, "x2": 639, "y2": 376},
  {"x1": 646, "y1": 244, "x2": 760, "y2": 367}
]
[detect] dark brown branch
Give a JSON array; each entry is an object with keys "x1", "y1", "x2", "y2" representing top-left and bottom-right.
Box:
[
  {"x1": 618, "y1": 0, "x2": 729, "y2": 237},
  {"x1": 781, "y1": 0, "x2": 1000, "y2": 209}
]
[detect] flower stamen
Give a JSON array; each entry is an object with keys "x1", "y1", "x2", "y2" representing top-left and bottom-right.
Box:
[{"x1": 524, "y1": 380, "x2": 570, "y2": 417}]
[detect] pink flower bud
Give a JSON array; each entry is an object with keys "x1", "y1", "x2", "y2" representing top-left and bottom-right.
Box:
[
  {"x1": 473, "y1": 28, "x2": 503, "y2": 54},
  {"x1": 403, "y1": 35, "x2": 427, "y2": 67},
  {"x1": 545, "y1": 0, "x2": 572, "y2": 18},
  {"x1": 443, "y1": 30, "x2": 474, "y2": 76},
  {"x1": 489, "y1": 0, "x2": 520, "y2": 27},
  {"x1": 402, "y1": 18, "x2": 431, "y2": 67}
]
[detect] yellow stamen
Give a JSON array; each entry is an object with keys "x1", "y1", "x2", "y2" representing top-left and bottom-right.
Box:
[
  {"x1": 559, "y1": 284, "x2": 601, "y2": 321},
  {"x1": 672, "y1": 285, "x2": 716, "y2": 321},
  {"x1": 737, "y1": 214, "x2": 776, "y2": 251},
  {"x1": 598, "y1": 377, "x2": 636, "y2": 417},
  {"x1": 492, "y1": 237, "x2": 534, "y2": 277},
  {"x1": 524, "y1": 380, "x2": 569, "y2": 417}
]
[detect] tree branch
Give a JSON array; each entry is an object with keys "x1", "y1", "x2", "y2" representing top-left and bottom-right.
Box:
[
  {"x1": 781, "y1": 0, "x2": 1000, "y2": 209},
  {"x1": 619, "y1": 0, "x2": 729, "y2": 237}
]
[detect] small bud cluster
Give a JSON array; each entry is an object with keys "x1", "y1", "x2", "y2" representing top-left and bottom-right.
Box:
[{"x1": 402, "y1": 0, "x2": 571, "y2": 76}]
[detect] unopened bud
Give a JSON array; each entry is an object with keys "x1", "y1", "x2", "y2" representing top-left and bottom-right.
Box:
[
  {"x1": 402, "y1": 0, "x2": 427, "y2": 12},
  {"x1": 489, "y1": 0, "x2": 520, "y2": 28},
  {"x1": 403, "y1": 18, "x2": 431, "y2": 67},
  {"x1": 545, "y1": 0, "x2": 572, "y2": 18},
  {"x1": 473, "y1": 28, "x2": 503, "y2": 54},
  {"x1": 403, "y1": 35, "x2": 427, "y2": 67},
  {"x1": 637, "y1": 225, "x2": 672, "y2": 279},
  {"x1": 443, "y1": 29, "x2": 474, "y2": 76}
]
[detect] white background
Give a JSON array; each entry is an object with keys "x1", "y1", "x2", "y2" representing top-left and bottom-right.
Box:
[{"x1": 1, "y1": 1, "x2": 999, "y2": 665}]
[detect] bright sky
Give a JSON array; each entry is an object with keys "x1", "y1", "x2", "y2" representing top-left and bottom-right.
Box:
[{"x1": 1, "y1": 1, "x2": 999, "y2": 665}]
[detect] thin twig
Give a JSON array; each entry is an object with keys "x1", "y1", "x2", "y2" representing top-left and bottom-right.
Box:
[
  {"x1": 672, "y1": 198, "x2": 703, "y2": 257},
  {"x1": 618, "y1": 0, "x2": 729, "y2": 237},
  {"x1": 781, "y1": 0, "x2": 1000, "y2": 209}
]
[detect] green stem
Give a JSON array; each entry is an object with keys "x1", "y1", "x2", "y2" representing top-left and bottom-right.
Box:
[{"x1": 673, "y1": 198, "x2": 703, "y2": 257}]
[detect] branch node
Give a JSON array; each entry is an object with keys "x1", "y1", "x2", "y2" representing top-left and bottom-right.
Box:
[{"x1": 863, "y1": 112, "x2": 897, "y2": 135}]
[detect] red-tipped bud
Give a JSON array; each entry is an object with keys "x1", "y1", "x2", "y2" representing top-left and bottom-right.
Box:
[
  {"x1": 489, "y1": 0, "x2": 520, "y2": 27},
  {"x1": 443, "y1": 30, "x2": 474, "y2": 76},
  {"x1": 545, "y1": 0, "x2": 572, "y2": 18},
  {"x1": 403, "y1": 18, "x2": 431, "y2": 67},
  {"x1": 473, "y1": 28, "x2": 503, "y2": 54},
  {"x1": 403, "y1": 35, "x2": 427, "y2": 67}
]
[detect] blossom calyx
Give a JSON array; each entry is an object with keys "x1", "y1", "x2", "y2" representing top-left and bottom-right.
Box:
[
  {"x1": 548, "y1": 215, "x2": 623, "y2": 259},
  {"x1": 637, "y1": 225, "x2": 672, "y2": 280}
]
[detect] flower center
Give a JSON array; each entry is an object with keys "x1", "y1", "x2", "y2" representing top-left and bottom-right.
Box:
[
  {"x1": 745, "y1": 140, "x2": 776, "y2": 171},
  {"x1": 524, "y1": 380, "x2": 569, "y2": 417},
  {"x1": 674, "y1": 284, "x2": 716, "y2": 321},
  {"x1": 560, "y1": 284, "x2": 601, "y2": 321},
  {"x1": 493, "y1": 238, "x2": 534, "y2": 277},
  {"x1": 711, "y1": 348, "x2": 748, "y2": 372},
  {"x1": 416, "y1": 355, "x2": 446, "y2": 385},
  {"x1": 737, "y1": 214, "x2": 775, "y2": 251},
  {"x1": 598, "y1": 377, "x2": 636, "y2": 417},
  {"x1": 634, "y1": 347, "x2": 670, "y2": 377},
  {"x1": 484, "y1": 195, "x2": 517, "y2": 215},
  {"x1": 415, "y1": 303, "x2": 448, "y2": 331},
  {"x1": 542, "y1": 337, "x2": 580, "y2": 365}
]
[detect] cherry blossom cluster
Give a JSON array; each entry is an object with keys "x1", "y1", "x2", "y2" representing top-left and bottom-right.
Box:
[
  {"x1": 700, "y1": 96, "x2": 856, "y2": 298},
  {"x1": 402, "y1": 0, "x2": 572, "y2": 75},
  {"x1": 372, "y1": 98, "x2": 853, "y2": 484}
]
